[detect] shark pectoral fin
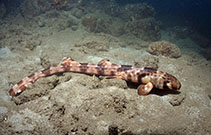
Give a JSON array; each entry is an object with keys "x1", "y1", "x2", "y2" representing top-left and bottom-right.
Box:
[{"x1": 137, "y1": 82, "x2": 153, "y2": 96}]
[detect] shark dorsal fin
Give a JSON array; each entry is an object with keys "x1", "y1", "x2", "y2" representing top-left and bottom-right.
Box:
[{"x1": 98, "y1": 58, "x2": 112, "y2": 67}]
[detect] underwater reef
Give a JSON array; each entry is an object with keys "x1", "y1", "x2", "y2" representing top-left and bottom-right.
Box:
[
  {"x1": 6, "y1": 0, "x2": 162, "y2": 41},
  {"x1": 0, "y1": 0, "x2": 211, "y2": 135}
]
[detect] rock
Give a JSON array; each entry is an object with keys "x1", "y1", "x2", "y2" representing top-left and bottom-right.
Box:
[
  {"x1": 0, "y1": 106, "x2": 8, "y2": 114},
  {"x1": 45, "y1": 10, "x2": 60, "y2": 18},
  {"x1": 82, "y1": 16, "x2": 97, "y2": 32},
  {"x1": 20, "y1": 0, "x2": 41, "y2": 17},
  {"x1": 147, "y1": 40, "x2": 181, "y2": 58},
  {"x1": 0, "y1": 32, "x2": 6, "y2": 40},
  {"x1": 0, "y1": 106, "x2": 8, "y2": 122},
  {"x1": 108, "y1": 124, "x2": 118, "y2": 135},
  {"x1": 202, "y1": 47, "x2": 211, "y2": 60},
  {"x1": 13, "y1": 75, "x2": 60, "y2": 105},
  {"x1": 0, "y1": 47, "x2": 12, "y2": 58},
  {"x1": 55, "y1": 18, "x2": 78, "y2": 31},
  {"x1": 71, "y1": 25, "x2": 78, "y2": 31},
  {"x1": 124, "y1": 18, "x2": 161, "y2": 41},
  {"x1": 40, "y1": 54, "x2": 51, "y2": 69},
  {"x1": 82, "y1": 16, "x2": 111, "y2": 33},
  {"x1": 134, "y1": 55, "x2": 159, "y2": 69},
  {"x1": 38, "y1": 20, "x2": 45, "y2": 27},
  {"x1": 105, "y1": 3, "x2": 155, "y2": 21},
  {"x1": 20, "y1": 0, "x2": 51, "y2": 17},
  {"x1": 19, "y1": 39, "x2": 41, "y2": 51},
  {"x1": 104, "y1": 2, "x2": 159, "y2": 39},
  {"x1": 143, "y1": 55, "x2": 159, "y2": 69},
  {"x1": 169, "y1": 94, "x2": 186, "y2": 106},
  {"x1": 75, "y1": 41, "x2": 109, "y2": 55},
  {"x1": 66, "y1": 17, "x2": 78, "y2": 27},
  {"x1": 52, "y1": 0, "x2": 67, "y2": 9},
  {"x1": 71, "y1": 8, "x2": 85, "y2": 19}
]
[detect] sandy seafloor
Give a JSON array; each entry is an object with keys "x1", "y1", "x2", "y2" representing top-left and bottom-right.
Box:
[{"x1": 0, "y1": 2, "x2": 211, "y2": 135}]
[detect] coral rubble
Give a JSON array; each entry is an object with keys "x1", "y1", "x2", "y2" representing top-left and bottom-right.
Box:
[{"x1": 147, "y1": 40, "x2": 181, "y2": 58}]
